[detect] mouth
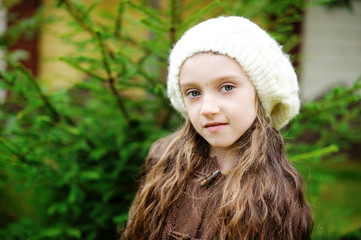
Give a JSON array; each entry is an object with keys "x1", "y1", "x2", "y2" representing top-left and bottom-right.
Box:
[
  {"x1": 204, "y1": 122, "x2": 228, "y2": 132},
  {"x1": 204, "y1": 122, "x2": 227, "y2": 128}
]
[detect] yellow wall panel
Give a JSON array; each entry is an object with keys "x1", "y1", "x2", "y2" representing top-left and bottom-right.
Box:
[{"x1": 39, "y1": 0, "x2": 85, "y2": 91}]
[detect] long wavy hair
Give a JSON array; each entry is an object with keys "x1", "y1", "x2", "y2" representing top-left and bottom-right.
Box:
[{"x1": 121, "y1": 98, "x2": 313, "y2": 240}]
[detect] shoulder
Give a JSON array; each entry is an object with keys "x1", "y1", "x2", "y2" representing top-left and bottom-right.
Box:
[
  {"x1": 138, "y1": 131, "x2": 180, "y2": 180},
  {"x1": 147, "y1": 131, "x2": 179, "y2": 160}
]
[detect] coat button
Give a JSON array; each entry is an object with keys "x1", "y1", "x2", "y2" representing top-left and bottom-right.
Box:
[{"x1": 182, "y1": 234, "x2": 191, "y2": 240}]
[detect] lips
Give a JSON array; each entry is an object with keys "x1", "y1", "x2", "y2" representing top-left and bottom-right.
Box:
[
  {"x1": 204, "y1": 122, "x2": 227, "y2": 128},
  {"x1": 204, "y1": 122, "x2": 228, "y2": 132}
]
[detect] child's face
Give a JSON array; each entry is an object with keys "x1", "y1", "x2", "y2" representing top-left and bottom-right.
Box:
[{"x1": 180, "y1": 53, "x2": 257, "y2": 151}]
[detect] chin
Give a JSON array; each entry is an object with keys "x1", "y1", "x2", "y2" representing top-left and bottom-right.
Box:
[{"x1": 209, "y1": 142, "x2": 233, "y2": 149}]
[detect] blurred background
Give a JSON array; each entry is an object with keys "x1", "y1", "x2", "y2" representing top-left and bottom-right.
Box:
[{"x1": 0, "y1": 0, "x2": 360, "y2": 239}]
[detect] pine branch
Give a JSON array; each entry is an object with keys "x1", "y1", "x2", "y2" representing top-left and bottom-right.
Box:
[
  {"x1": 16, "y1": 64, "x2": 62, "y2": 123},
  {"x1": 59, "y1": 0, "x2": 173, "y2": 121},
  {"x1": 114, "y1": 1, "x2": 125, "y2": 38},
  {"x1": 117, "y1": 51, "x2": 172, "y2": 112},
  {"x1": 58, "y1": 0, "x2": 96, "y2": 38},
  {"x1": 0, "y1": 137, "x2": 34, "y2": 166},
  {"x1": 127, "y1": 1, "x2": 167, "y2": 26},
  {"x1": 0, "y1": 71, "x2": 27, "y2": 102},
  {"x1": 290, "y1": 145, "x2": 339, "y2": 162},
  {"x1": 95, "y1": 31, "x2": 131, "y2": 125},
  {"x1": 59, "y1": 56, "x2": 105, "y2": 82},
  {"x1": 58, "y1": 0, "x2": 167, "y2": 92},
  {"x1": 169, "y1": 0, "x2": 180, "y2": 47},
  {"x1": 117, "y1": 51, "x2": 156, "y2": 86},
  {"x1": 177, "y1": 1, "x2": 220, "y2": 33},
  {"x1": 3, "y1": 65, "x2": 97, "y2": 149},
  {"x1": 0, "y1": 71, "x2": 12, "y2": 85},
  {"x1": 59, "y1": 0, "x2": 131, "y2": 124}
]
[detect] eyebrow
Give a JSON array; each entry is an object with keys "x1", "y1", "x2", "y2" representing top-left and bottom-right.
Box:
[{"x1": 180, "y1": 74, "x2": 242, "y2": 87}]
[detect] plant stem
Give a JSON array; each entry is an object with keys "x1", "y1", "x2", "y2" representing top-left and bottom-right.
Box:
[
  {"x1": 0, "y1": 72, "x2": 27, "y2": 102},
  {"x1": 95, "y1": 31, "x2": 131, "y2": 125},
  {"x1": 59, "y1": 57, "x2": 105, "y2": 82},
  {"x1": 114, "y1": 1, "x2": 125, "y2": 38},
  {"x1": 59, "y1": 0, "x2": 96, "y2": 38},
  {"x1": 59, "y1": 0, "x2": 173, "y2": 121},
  {"x1": 60, "y1": 0, "x2": 131, "y2": 124},
  {"x1": 169, "y1": 0, "x2": 178, "y2": 47},
  {"x1": 0, "y1": 137, "x2": 34, "y2": 165},
  {"x1": 17, "y1": 64, "x2": 62, "y2": 123}
]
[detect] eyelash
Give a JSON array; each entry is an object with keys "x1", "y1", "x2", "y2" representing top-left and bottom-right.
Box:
[
  {"x1": 221, "y1": 84, "x2": 234, "y2": 92},
  {"x1": 185, "y1": 84, "x2": 235, "y2": 98},
  {"x1": 186, "y1": 90, "x2": 201, "y2": 98}
]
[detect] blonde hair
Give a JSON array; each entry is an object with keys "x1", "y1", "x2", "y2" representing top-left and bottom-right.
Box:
[{"x1": 121, "y1": 98, "x2": 312, "y2": 239}]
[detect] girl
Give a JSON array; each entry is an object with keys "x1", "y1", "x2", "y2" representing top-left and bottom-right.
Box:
[{"x1": 121, "y1": 16, "x2": 313, "y2": 240}]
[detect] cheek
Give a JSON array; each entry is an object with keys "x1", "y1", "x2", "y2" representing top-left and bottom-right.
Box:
[
  {"x1": 249, "y1": 110, "x2": 257, "y2": 125},
  {"x1": 185, "y1": 100, "x2": 199, "y2": 115},
  {"x1": 247, "y1": 101, "x2": 257, "y2": 123},
  {"x1": 235, "y1": 92, "x2": 257, "y2": 123},
  {"x1": 188, "y1": 110, "x2": 200, "y2": 126},
  {"x1": 185, "y1": 104, "x2": 199, "y2": 124}
]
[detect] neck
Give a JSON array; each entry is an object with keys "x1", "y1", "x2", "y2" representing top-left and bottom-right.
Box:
[{"x1": 209, "y1": 147, "x2": 235, "y2": 172}]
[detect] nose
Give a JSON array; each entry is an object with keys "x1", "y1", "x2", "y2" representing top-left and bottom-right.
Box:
[{"x1": 200, "y1": 95, "x2": 220, "y2": 116}]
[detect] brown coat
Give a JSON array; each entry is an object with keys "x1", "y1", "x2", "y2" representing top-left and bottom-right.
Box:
[
  {"x1": 125, "y1": 138, "x2": 225, "y2": 240},
  {"x1": 160, "y1": 157, "x2": 224, "y2": 239},
  {"x1": 123, "y1": 135, "x2": 313, "y2": 240}
]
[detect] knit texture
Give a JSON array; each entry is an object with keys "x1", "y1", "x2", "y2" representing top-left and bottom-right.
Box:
[{"x1": 167, "y1": 16, "x2": 300, "y2": 129}]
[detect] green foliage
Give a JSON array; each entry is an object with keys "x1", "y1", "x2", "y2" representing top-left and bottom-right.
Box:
[
  {"x1": 0, "y1": 0, "x2": 360, "y2": 239},
  {"x1": 307, "y1": 0, "x2": 361, "y2": 11},
  {"x1": 283, "y1": 77, "x2": 361, "y2": 239},
  {"x1": 286, "y1": 77, "x2": 361, "y2": 176},
  {"x1": 287, "y1": 77, "x2": 361, "y2": 151},
  {"x1": 337, "y1": 227, "x2": 361, "y2": 240}
]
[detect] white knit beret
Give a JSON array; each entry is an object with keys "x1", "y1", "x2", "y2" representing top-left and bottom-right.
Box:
[{"x1": 167, "y1": 16, "x2": 300, "y2": 129}]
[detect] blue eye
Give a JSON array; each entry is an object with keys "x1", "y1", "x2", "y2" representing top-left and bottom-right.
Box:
[
  {"x1": 187, "y1": 90, "x2": 201, "y2": 98},
  {"x1": 221, "y1": 85, "x2": 234, "y2": 92}
]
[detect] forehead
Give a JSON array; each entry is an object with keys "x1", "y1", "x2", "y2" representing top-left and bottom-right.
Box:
[{"x1": 179, "y1": 53, "x2": 249, "y2": 85}]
